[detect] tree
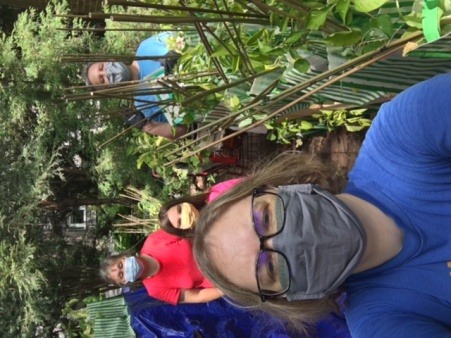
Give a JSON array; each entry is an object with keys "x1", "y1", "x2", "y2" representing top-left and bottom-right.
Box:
[{"x1": 0, "y1": 1, "x2": 152, "y2": 335}]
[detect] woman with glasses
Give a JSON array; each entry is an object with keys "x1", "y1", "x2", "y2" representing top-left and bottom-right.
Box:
[{"x1": 193, "y1": 74, "x2": 451, "y2": 337}]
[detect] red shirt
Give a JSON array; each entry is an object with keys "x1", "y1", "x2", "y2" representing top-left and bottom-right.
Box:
[{"x1": 140, "y1": 230, "x2": 213, "y2": 305}]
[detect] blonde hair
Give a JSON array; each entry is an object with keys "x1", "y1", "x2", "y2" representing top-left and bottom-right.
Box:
[{"x1": 194, "y1": 152, "x2": 345, "y2": 331}]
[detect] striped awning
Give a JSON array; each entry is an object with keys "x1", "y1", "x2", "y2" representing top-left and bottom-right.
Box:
[{"x1": 87, "y1": 296, "x2": 135, "y2": 338}]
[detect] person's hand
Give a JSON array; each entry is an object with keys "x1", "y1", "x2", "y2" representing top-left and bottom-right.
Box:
[
  {"x1": 159, "y1": 51, "x2": 181, "y2": 75},
  {"x1": 125, "y1": 112, "x2": 146, "y2": 129}
]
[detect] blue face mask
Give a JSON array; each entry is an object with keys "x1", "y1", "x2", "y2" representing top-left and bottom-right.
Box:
[{"x1": 124, "y1": 256, "x2": 143, "y2": 283}]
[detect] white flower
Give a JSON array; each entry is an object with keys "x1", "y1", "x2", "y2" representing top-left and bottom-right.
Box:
[{"x1": 175, "y1": 36, "x2": 186, "y2": 53}]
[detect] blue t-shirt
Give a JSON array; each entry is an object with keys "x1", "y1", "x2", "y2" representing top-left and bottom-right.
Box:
[
  {"x1": 134, "y1": 32, "x2": 173, "y2": 123},
  {"x1": 344, "y1": 74, "x2": 451, "y2": 337}
]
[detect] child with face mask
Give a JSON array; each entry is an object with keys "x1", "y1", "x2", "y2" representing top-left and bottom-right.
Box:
[{"x1": 193, "y1": 74, "x2": 451, "y2": 337}]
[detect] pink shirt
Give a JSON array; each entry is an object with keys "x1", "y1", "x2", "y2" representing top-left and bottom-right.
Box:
[{"x1": 206, "y1": 178, "x2": 242, "y2": 203}]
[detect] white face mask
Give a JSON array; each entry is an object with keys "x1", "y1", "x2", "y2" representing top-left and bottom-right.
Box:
[
  {"x1": 273, "y1": 184, "x2": 366, "y2": 300},
  {"x1": 124, "y1": 256, "x2": 144, "y2": 283},
  {"x1": 104, "y1": 62, "x2": 131, "y2": 83}
]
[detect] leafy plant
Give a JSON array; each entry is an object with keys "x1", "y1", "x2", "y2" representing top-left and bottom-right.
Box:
[
  {"x1": 313, "y1": 108, "x2": 372, "y2": 132},
  {"x1": 266, "y1": 108, "x2": 372, "y2": 147},
  {"x1": 0, "y1": 222, "x2": 47, "y2": 336},
  {"x1": 2, "y1": 0, "x2": 450, "y2": 334},
  {"x1": 128, "y1": 129, "x2": 212, "y2": 198},
  {"x1": 102, "y1": 4, "x2": 158, "y2": 53},
  {"x1": 61, "y1": 298, "x2": 94, "y2": 338}
]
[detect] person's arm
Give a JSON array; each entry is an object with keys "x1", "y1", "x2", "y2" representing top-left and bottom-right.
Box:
[
  {"x1": 381, "y1": 73, "x2": 451, "y2": 157},
  {"x1": 178, "y1": 287, "x2": 223, "y2": 304},
  {"x1": 348, "y1": 311, "x2": 451, "y2": 338},
  {"x1": 142, "y1": 121, "x2": 187, "y2": 140},
  {"x1": 345, "y1": 289, "x2": 451, "y2": 338}
]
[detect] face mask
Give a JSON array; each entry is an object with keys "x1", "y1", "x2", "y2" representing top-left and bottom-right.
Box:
[
  {"x1": 273, "y1": 184, "x2": 366, "y2": 300},
  {"x1": 124, "y1": 256, "x2": 144, "y2": 283},
  {"x1": 179, "y1": 203, "x2": 200, "y2": 229},
  {"x1": 104, "y1": 62, "x2": 131, "y2": 83}
]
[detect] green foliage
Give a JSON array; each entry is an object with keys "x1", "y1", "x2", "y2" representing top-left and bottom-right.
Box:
[
  {"x1": 2, "y1": 0, "x2": 450, "y2": 334},
  {"x1": 312, "y1": 108, "x2": 372, "y2": 131},
  {"x1": 135, "y1": 187, "x2": 162, "y2": 220},
  {"x1": 324, "y1": 30, "x2": 362, "y2": 47},
  {"x1": 61, "y1": 297, "x2": 101, "y2": 337},
  {"x1": 114, "y1": 232, "x2": 144, "y2": 251},
  {"x1": 336, "y1": 0, "x2": 352, "y2": 23},
  {"x1": 82, "y1": 0, "x2": 447, "y2": 164},
  {"x1": 110, "y1": 186, "x2": 162, "y2": 236},
  {"x1": 128, "y1": 130, "x2": 211, "y2": 198},
  {"x1": 149, "y1": 0, "x2": 418, "y2": 135},
  {"x1": 306, "y1": 5, "x2": 335, "y2": 30},
  {"x1": 266, "y1": 108, "x2": 372, "y2": 147},
  {"x1": 0, "y1": 0, "x2": 129, "y2": 334},
  {"x1": 353, "y1": 0, "x2": 390, "y2": 13},
  {"x1": 102, "y1": 4, "x2": 156, "y2": 53},
  {"x1": 7, "y1": 2, "x2": 90, "y2": 94},
  {"x1": 0, "y1": 217, "x2": 47, "y2": 336},
  {"x1": 0, "y1": 0, "x2": 98, "y2": 177},
  {"x1": 95, "y1": 138, "x2": 159, "y2": 198}
]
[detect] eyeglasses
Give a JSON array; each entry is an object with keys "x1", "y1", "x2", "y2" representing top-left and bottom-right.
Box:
[{"x1": 251, "y1": 188, "x2": 291, "y2": 302}]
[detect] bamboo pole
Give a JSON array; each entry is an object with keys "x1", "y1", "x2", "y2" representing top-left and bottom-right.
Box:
[
  {"x1": 97, "y1": 102, "x2": 177, "y2": 148},
  {"x1": 98, "y1": 120, "x2": 143, "y2": 148},
  {"x1": 162, "y1": 109, "x2": 259, "y2": 157},
  {"x1": 158, "y1": 78, "x2": 191, "y2": 96},
  {"x1": 163, "y1": 32, "x2": 423, "y2": 166},
  {"x1": 157, "y1": 105, "x2": 245, "y2": 151},
  {"x1": 55, "y1": 14, "x2": 89, "y2": 19},
  {"x1": 174, "y1": 2, "x2": 229, "y2": 84},
  {"x1": 263, "y1": 32, "x2": 423, "y2": 107},
  {"x1": 88, "y1": 13, "x2": 269, "y2": 25},
  {"x1": 65, "y1": 71, "x2": 218, "y2": 92},
  {"x1": 160, "y1": 78, "x2": 279, "y2": 155},
  {"x1": 213, "y1": 0, "x2": 255, "y2": 76},
  {"x1": 57, "y1": 27, "x2": 198, "y2": 32},
  {"x1": 61, "y1": 53, "x2": 180, "y2": 62},
  {"x1": 168, "y1": 75, "x2": 279, "y2": 150},
  {"x1": 181, "y1": 68, "x2": 280, "y2": 106},
  {"x1": 105, "y1": 0, "x2": 267, "y2": 18},
  {"x1": 90, "y1": 91, "x2": 171, "y2": 104}
]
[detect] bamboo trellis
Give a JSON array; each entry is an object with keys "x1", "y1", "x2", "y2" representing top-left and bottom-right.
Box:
[
  {"x1": 61, "y1": 0, "x2": 451, "y2": 167},
  {"x1": 112, "y1": 187, "x2": 161, "y2": 234}
]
